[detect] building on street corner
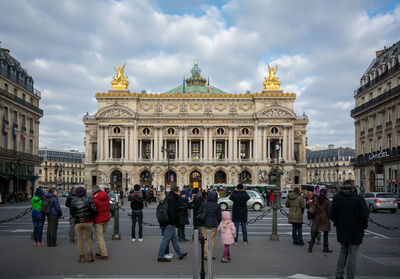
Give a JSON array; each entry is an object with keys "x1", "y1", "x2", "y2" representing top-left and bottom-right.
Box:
[
  {"x1": 83, "y1": 61, "x2": 308, "y2": 191},
  {"x1": 351, "y1": 40, "x2": 400, "y2": 193},
  {"x1": 38, "y1": 148, "x2": 85, "y2": 191},
  {"x1": 0, "y1": 47, "x2": 43, "y2": 202},
  {"x1": 306, "y1": 144, "x2": 355, "y2": 189}
]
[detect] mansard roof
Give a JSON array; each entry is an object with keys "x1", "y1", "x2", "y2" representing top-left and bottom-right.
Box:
[{"x1": 362, "y1": 40, "x2": 400, "y2": 76}]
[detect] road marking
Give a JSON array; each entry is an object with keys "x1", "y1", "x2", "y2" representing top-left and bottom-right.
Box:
[
  {"x1": 359, "y1": 252, "x2": 389, "y2": 266},
  {"x1": 365, "y1": 230, "x2": 390, "y2": 239}
]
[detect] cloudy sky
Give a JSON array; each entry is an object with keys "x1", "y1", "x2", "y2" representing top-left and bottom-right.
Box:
[{"x1": 1, "y1": 0, "x2": 400, "y2": 151}]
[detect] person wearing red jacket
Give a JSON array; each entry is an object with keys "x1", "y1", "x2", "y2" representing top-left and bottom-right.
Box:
[{"x1": 92, "y1": 185, "x2": 110, "y2": 260}]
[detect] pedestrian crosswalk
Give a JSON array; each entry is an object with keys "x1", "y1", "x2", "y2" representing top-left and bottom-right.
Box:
[{"x1": 0, "y1": 205, "x2": 391, "y2": 240}]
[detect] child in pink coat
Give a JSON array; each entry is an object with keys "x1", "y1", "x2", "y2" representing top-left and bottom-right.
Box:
[{"x1": 217, "y1": 211, "x2": 236, "y2": 263}]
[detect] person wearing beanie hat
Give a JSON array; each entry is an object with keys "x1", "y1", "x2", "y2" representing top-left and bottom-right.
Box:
[
  {"x1": 71, "y1": 186, "x2": 97, "y2": 263},
  {"x1": 31, "y1": 188, "x2": 45, "y2": 246}
]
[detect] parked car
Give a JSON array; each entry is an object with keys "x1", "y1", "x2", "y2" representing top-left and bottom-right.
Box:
[
  {"x1": 393, "y1": 193, "x2": 400, "y2": 209},
  {"x1": 363, "y1": 192, "x2": 397, "y2": 213},
  {"x1": 218, "y1": 190, "x2": 265, "y2": 211},
  {"x1": 62, "y1": 191, "x2": 70, "y2": 197}
]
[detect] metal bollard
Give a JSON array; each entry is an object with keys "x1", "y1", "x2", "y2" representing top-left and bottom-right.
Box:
[
  {"x1": 193, "y1": 229, "x2": 199, "y2": 279},
  {"x1": 270, "y1": 205, "x2": 279, "y2": 241},
  {"x1": 112, "y1": 201, "x2": 121, "y2": 240},
  {"x1": 199, "y1": 231, "x2": 206, "y2": 279},
  {"x1": 207, "y1": 229, "x2": 213, "y2": 279}
]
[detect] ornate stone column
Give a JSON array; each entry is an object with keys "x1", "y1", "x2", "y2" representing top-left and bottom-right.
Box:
[
  {"x1": 97, "y1": 126, "x2": 102, "y2": 161},
  {"x1": 133, "y1": 124, "x2": 138, "y2": 162},
  {"x1": 224, "y1": 139, "x2": 227, "y2": 160},
  {"x1": 250, "y1": 139, "x2": 253, "y2": 160},
  {"x1": 263, "y1": 127, "x2": 267, "y2": 161},
  {"x1": 150, "y1": 139, "x2": 153, "y2": 160},
  {"x1": 208, "y1": 128, "x2": 213, "y2": 161},
  {"x1": 213, "y1": 139, "x2": 216, "y2": 160},
  {"x1": 228, "y1": 128, "x2": 233, "y2": 161},
  {"x1": 253, "y1": 125, "x2": 258, "y2": 162},
  {"x1": 159, "y1": 128, "x2": 163, "y2": 161},
  {"x1": 121, "y1": 138, "x2": 124, "y2": 159},
  {"x1": 184, "y1": 127, "x2": 188, "y2": 161},
  {"x1": 203, "y1": 128, "x2": 207, "y2": 161},
  {"x1": 238, "y1": 139, "x2": 241, "y2": 160},
  {"x1": 200, "y1": 139, "x2": 203, "y2": 160},
  {"x1": 179, "y1": 128, "x2": 183, "y2": 161},
  {"x1": 189, "y1": 139, "x2": 192, "y2": 161},
  {"x1": 110, "y1": 139, "x2": 113, "y2": 159},
  {"x1": 139, "y1": 139, "x2": 142, "y2": 160},
  {"x1": 233, "y1": 128, "x2": 238, "y2": 161},
  {"x1": 154, "y1": 128, "x2": 158, "y2": 161},
  {"x1": 124, "y1": 127, "x2": 129, "y2": 160}
]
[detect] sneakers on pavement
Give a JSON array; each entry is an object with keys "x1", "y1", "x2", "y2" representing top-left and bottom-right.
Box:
[
  {"x1": 243, "y1": 242, "x2": 249, "y2": 246},
  {"x1": 178, "y1": 252, "x2": 188, "y2": 260},
  {"x1": 131, "y1": 238, "x2": 136, "y2": 242},
  {"x1": 138, "y1": 238, "x2": 143, "y2": 242},
  {"x1": 33, "y1": 242, "x2": 37, "y2": 246},
  {"x1": 164, "y1": 253, "x2": 173, "y2": 259},
  {"x1": 157, "y1": 258, "x2": 171, "y2": 262}
]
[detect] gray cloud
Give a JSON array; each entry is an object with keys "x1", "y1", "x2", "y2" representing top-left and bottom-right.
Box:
[{"x1": 0, "y1": 0, "x2": 399, "y2": 151}]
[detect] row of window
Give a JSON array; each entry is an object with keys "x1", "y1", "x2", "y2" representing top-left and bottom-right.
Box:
[
  {"x1": 44, "y1": 177, "x2": 83, "y2": 183},
  {"x1": 39, "y1": 169, "x2": 83, "y2": 176},
  {"x1": 359, "y1": 131, "x2": 400, "y2": 154},
  {"x1": 3, "y1": 82, "x2": 35, "y2": 104},
  {"x1": 2, "y1": 132, "x2": 34, "y2": 153},
  {"x1": 361, "y1": 55, "x2": 398, "y2": 86},
  {"x1": 359, "y1": 105, "x2": 400, "y2": 131},
  {"x1": 358, "y1": 78, "x2": 400, "y2": 105},
  {"x1": 307, "y1": 156, "x2": 354, "y2": 163}
]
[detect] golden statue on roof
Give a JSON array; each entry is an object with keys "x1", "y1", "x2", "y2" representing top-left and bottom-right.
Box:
[
  {"x1": 112, "y1": 63, "x2": 129, "y2": 90},
  {"x1": 263, "y1": 64, "x2": 281, "y2": 90}
]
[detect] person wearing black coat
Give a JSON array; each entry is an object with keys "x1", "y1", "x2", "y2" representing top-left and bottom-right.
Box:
[
  {"x1": 190, "y1": 188, "x2": 204, "y2": 240},
  {"x1": 198, "y1": 191, "x2": 222, "y2": 260},
  {"x1": 330, "y1": 180, "x2": 369, "y2": 279},
  {"x1": 157, "y1": 186, "x2": 188, "y2": 262},
  {"x1": 229, "y1": 183, "x2": 250, "y2": 246},
  {"x1": 71, "y1": 187, "x2": 97, "y2": 263},
  {"x1": 65, "y1": 187, "x2": 77, "y2": 243},
  {"x1": 177, "y1": 190, "x2": 190, "y2": 242}
]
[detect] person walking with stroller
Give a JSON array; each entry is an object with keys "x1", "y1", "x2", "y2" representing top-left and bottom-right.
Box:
[{"x1": 217, "y1": 211, "x2": 236, "y2": 263}]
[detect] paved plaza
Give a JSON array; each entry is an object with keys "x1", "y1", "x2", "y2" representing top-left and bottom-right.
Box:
[{"x1": 0, "y1": 199, "x2": 399, "y2": 279}]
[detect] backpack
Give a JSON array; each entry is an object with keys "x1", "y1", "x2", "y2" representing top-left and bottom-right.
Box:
[
  {"x1": 41, "y1": 198, "x2": 51, "y2": 214},
  {"x1": 156, "y1": 197, "x2": 170, "y2": 225}
]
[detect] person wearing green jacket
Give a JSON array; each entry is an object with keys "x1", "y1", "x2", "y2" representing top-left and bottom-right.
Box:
[
  {"x1": 285, "y1": 187, "x2": 305, "y2": 245},
  {"x1": 31, "y1": 188, "x2": 45, "y2": 246}
]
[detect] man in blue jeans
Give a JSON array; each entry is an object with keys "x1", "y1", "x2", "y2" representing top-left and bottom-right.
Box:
[
  {"x1": 157, "y1": 186, "x2": 188, "y2": 262},
  {"x1": 229, "y1": 183, "x2": 250, "y2": 246},
  {"x1": 330, "y1": 180, "x2": 369, "y2": 279}
]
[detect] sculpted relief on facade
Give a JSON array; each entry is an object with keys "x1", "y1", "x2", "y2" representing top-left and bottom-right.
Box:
[
  {"x1": 97, "y1": 107, "x2": 134, "y2": 118},
  {"x1": 259, "y1": 108, "x2": 293, "y2": 118},
  {"x1": 139, "y1": 103, "x2": 153, "y2": 112},
  {"x1": 189, "y1": 103, "x2": 203, "y2": 112}
]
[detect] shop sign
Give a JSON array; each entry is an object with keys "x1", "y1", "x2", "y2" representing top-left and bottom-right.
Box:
[
  {"x1": 369, "y1": 151, "x2": 390, "y2": 160},
  {"x1": 390, "y1": 179, "x2": 400, "y2": 183}
]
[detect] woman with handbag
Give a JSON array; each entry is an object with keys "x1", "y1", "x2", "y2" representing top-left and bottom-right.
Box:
[
  {"x1": 308, "y1": 188, "x2": 332, "y2": 253},
  {"x1": 306, "y1": 189, "x2": 321, "y2": 245}
]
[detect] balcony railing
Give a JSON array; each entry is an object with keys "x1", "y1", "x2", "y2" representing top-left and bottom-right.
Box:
[
  {"x1": 351, "y1": 84, "x2": 400, "y2": 117},
  {"x1": 0, "y1": 88, "x2": 43, "y2": 116},
  {"x1": 386, "y1": 121, "x2": 392, "y2": 128},
  {"x1": 360, "y1": 130, "x2": 365, "y2": 137},
  {"x1": 368, "y1": 128, "x2": 373, "y2": 134},
  {"x1": 397, "y1": 118, "x2": 400, "y2": 125},
  {"x1": 376, "y1": 125, "x2": 382, "y2": 131},
  {"x1": 354, "y1": 60, "x2": 399, "y2": 97},
  {"x1": 351, "y1": 146, "x2": 400, "y2": 165}
]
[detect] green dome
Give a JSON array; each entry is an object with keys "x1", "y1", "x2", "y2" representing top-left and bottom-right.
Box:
[{"x1": 163, "y1": 61, "x2": 230, "y2": 95}]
